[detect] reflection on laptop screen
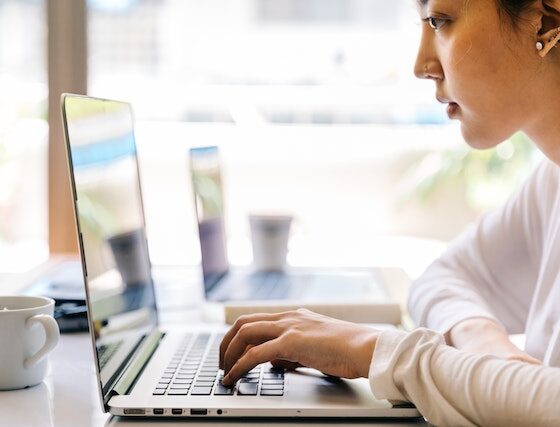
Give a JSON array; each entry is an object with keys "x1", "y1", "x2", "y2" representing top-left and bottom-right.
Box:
[
  {"x1": 189, "y1": 146, "x2": 229, "y2": 292},
  {"x1": 63, "y1": 95, "x2": 157, "y2": 394}
]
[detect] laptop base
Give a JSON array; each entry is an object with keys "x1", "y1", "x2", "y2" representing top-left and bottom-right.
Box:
[{"x1": 108, "y1": 328, "x2": 420, "y2": 419}]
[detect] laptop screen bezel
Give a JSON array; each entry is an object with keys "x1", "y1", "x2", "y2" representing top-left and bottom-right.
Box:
[{"x1": 60, "y1": 93, "x2": 160, "y2": 411}]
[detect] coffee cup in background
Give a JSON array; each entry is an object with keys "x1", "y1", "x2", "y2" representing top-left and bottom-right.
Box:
[
  {"x1": 0, "y1": 295, "x2": 60, "y2": 390},
  {"x1": 107, "y1": 228, "x2": 152, "y2": 287},
  {"x1": 249, "y1": 214, "x2": 293, "y2": 272}
]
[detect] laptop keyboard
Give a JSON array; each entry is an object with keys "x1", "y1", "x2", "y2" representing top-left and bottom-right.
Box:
[
  {"x1": 98, "y1": 340, "x2": 123, "y2": 370},
  {"x1": 247, "y1": 272, "x2": 293, "y2": 300},
  {"x1": 153, "y1": 334, "x2": 284, "y2": 397}
]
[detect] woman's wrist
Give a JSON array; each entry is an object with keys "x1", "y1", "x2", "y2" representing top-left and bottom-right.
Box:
[{"x1": 351, "y1": 328, "x2": 379, "y2": 378}]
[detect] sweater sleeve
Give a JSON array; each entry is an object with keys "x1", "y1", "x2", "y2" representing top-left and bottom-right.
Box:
[
  {"x1": 369, "y1": 328, "x2": 560, "y2": 427},
  {"x1": 408, "y1": 160, "x2": 556, "y2": 335}
]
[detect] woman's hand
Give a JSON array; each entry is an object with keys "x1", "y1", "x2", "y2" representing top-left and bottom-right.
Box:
[
  {"x1": 446, "y1": 318, "x2": 541, "y2": 364},
  {"x1": 219, "y1": 309, "x2": 378, "y2": 386}
]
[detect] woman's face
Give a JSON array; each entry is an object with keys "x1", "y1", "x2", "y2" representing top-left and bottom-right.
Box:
[{"x1": 414, "y1": 0, "x2": 541, "y2": 149}]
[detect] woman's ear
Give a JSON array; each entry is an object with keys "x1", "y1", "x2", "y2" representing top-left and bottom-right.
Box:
[{"x1": 536, "y1": 0, "x2": 560, "y2": 57}]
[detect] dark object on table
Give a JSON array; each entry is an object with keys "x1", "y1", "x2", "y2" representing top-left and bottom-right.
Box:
[
  {"x1": 54, "y1": 301, "x2": 89, "y2": 333},
  {"x1": 24, "y1": 260, "x2": 89, "y2": 333}
]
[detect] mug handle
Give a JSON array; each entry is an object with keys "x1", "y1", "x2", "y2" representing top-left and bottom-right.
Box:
[{"x1": 24, "y1": 314, "x2": 60, "y2": 369}]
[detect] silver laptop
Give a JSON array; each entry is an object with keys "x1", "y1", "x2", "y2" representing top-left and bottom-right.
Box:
[
  {"x1": 61, "y1": 93, "x2": 420, "y2": 419},
  {"x1": 189, "y1": 145, "x2": 389, "y2": 303}
]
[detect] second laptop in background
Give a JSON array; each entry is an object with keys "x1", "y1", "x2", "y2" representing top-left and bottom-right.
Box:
[{"x1": 188, "y1": 146, "x2": 392, "y2": 306}]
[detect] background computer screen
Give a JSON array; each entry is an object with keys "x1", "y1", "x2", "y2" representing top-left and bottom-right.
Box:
[{"x1": 189, "y1": 146, "x2": 229, "y2": 291}]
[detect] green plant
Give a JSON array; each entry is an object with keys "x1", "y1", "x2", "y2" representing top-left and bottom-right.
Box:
[
  {"x1": 401, "y1": 132, "x2": 540, "y2": 212},
  {"x1": 77, "y1": 192, "x2": 120, "y2": 238}
]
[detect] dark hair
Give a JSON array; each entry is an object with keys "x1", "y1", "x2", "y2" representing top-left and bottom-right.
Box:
[{"x1": 497, "y1": 0, "x2": 536, "y2": 27}]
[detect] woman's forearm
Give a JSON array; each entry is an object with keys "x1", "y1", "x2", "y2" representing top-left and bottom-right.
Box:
[{"x1": 370, "y1": 329, "x2": 560, "y2": 426}]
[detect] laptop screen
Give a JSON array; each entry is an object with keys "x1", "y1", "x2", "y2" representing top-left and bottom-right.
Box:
[
  {"x1": 62, "y1": 95, "x2": 158, "y2": 396},
  {"x1": 189, "y1": 146, "x2": 229, "y2": 292}
]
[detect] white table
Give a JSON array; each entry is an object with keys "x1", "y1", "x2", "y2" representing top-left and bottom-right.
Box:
[
  {"x1": 1, "y1": 333, "x2": 426, "y2": 427},
  {"x1": 0, "y1": 262, "x2": 428, "y2": 427}
]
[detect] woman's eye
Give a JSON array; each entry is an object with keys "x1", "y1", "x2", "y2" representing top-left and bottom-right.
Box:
[{"x1": 426, "y1": 17, "x2": 447, "y2": 31}]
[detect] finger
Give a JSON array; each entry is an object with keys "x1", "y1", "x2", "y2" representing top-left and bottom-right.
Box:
[
  {"x1": 219, "y1": 312, "x2": 284, "y2": 369},
  {"x1": 223, "y1": 321, "x2": 281, "y2": 374},
  {"x1": 271, "y1": 360, "x2": 303, "y2": 370},
  {"x1": 222, "y1": 337, "x2": 288, "y2": 386}
]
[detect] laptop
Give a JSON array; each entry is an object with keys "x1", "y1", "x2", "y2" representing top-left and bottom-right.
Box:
[
  {"x1": 189, "y1": 145, "x2": 390, "y2": 303},
  {"x1": 61, "y1": 93, "x2": 420, "y2": 419}
]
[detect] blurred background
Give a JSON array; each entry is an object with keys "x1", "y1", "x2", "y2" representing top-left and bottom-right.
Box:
[{"x1": 0, "y1": 0, "x2": 542, "y2": 277}]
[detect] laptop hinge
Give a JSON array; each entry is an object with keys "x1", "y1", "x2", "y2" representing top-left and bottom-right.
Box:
[{"x1": 106, "y1": 329, "x2": 164, "y2": 404}]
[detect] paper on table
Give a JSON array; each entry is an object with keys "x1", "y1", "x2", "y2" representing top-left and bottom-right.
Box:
[{"x1": 224, "y1": 301, "x2": 401, "y2": 325}]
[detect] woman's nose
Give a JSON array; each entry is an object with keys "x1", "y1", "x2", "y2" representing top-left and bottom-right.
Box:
[
  {"x1": 414, "y1": 32, "x2": 443, "y2": 81},
  {"x1": 414, "y1": 59, "x2": 443, "y2": 81}
]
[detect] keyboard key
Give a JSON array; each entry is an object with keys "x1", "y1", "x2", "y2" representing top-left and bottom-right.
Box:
[
  {"x1": 194, "y1": 380, "x2": 215, "y2": 387},
  {"x1": 262, "y1": 379, "x2": 284, "y2": 385},
  {"x1": 152, "y1": 389, "x2": 166, "y2": 395},
  {"x1": 175, "y1": 374, "x2": 195, "y2": 380},
  {"x1": 237, "y1": 383, "x2": 258, "y2": 396},
  {"x1": 240, "y1": 378, "x2": 259, "y2": 383},
  {"x1": 168, "y1": 389, "x2": 189, "y2": 395},
  {"x1": 260, "y1": 389, "x2": 284, "y2": 396},
  {"x1": 214, "y1": 384, "x2": 235, "y2": 395},
  {"x1": 172, "y1": 379, "x2": 193, "y2": 384},
  {"x1": 241, "y1": 373, "x2": 260, "y2": 379},
  {"x1": 158, "y1": 379, "x2": 171, "y2": 385},
  {"x1": 263, "y1": 373, "x2": 284, "y2": 379},
  {"x1": 261, "y1": 384, "x2": 283, "y2": 390},
  {"x1": 179, "y1": 369, "x2": 198, "y2": 374},
  {"x1": 198, "y1": 373, "x2": 217, "y2": 378},
  {"x1": 170, "y1": 384, "x2": 190, "y2": 389},
  {"x1": 191, "y1": 387, "x2": 213, "y2": 395}
]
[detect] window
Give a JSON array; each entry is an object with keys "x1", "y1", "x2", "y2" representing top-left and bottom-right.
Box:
[
  {"x1": 0, "y1": 0, "x2": 49, "y2": 272},
  {"x1": 85, "y1": 0, "x2": 536, "y2": 272}
]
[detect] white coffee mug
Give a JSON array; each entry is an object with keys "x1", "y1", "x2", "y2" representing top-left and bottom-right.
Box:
[
  {"x1": 249, "y1": 214, "x2": 293, "y2": 271},
  {"x1": 0, "y1": 296, "x2": 60, "y2": 390}
]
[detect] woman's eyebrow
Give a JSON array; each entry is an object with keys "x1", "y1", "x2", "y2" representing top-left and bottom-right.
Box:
[{"x1": 417, "y1": 0, "x2": 430, "y2": 9}]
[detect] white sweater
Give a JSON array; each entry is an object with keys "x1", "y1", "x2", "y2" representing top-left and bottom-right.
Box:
[{"x1": 368, "y1": 159, "x2": 560, "y2": 426}]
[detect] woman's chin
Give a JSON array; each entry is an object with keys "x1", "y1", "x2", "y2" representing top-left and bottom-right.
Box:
[{"x1": 460, "y1": 123, "x2": 504, "y2": 150}]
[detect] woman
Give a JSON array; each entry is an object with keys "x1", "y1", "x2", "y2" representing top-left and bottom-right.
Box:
[{"x1": 219, "y1": 0, "x2": 560, "y2": 425}]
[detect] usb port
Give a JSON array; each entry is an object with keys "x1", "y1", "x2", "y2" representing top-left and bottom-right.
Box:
[
  {"x1": 190, "y1": 408, "x2": 208, "y2": 415},
  {"x1": 153, "y1": 408, "x2": 164, "y2": 415},
  {"x1": 123, "y1": 408, "x2": 145, "y2": 415},
  {"x1": 172, "y1": 408, "x2": 182, "y2": 415}
]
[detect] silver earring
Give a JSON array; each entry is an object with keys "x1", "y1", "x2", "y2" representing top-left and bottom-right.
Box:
[{"x1": 536, "y1": 41, "x2": 544, "y2": 51}]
